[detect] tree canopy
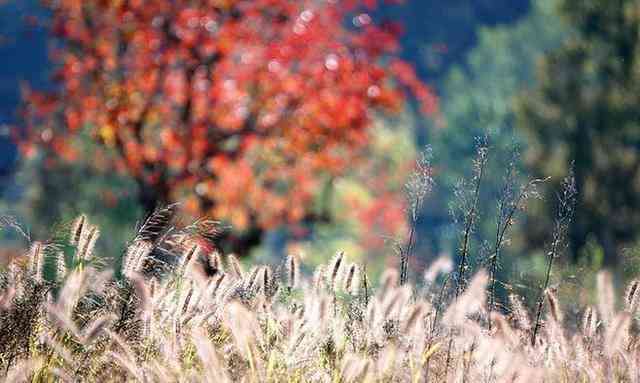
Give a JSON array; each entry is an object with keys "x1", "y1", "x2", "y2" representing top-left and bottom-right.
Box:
[
  {"x1": 18, "y1": 0, "x2": 435, "y2": 254},
  {"x1": 516, "y1": 0, "x2": 640, "y2": 266}
]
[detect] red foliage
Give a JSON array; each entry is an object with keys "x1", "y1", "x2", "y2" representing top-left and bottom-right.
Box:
[{"x1": 21, "y1": 0, "x2": 435, "y2": 239}]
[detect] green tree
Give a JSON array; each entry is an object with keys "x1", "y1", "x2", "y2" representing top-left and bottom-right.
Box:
[
  {"x1": 420, "y1": 0, "x2": 567, "y2": 261},
  {"x1": 516, "y1": 0, "x2": 640, "y2": 266}
]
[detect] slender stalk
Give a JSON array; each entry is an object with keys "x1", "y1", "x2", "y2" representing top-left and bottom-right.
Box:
[
  {"x1": 401, "y1": 146, "x2": 433, "y2": 286},
  {"x1": 362, "y1": 263, "x2": 369, "y2": 306},
  {"x1": 400, "y1": 212, "x2": 418, "y2": 286},
  {"x1": 531, "y1": 171, "x2": 575, "y2": 345},
  {"x1": 488, "y1": 178, "x2": 546, "y2": 330},
  {"x1": 424, "y1": 275, "x2": 450, "y2": 382},
  {"x1": 455, "y1": 146, "x2": 488, "y2": 299},
  {"x1": 446, "y1": 143, "x2": 488, "y2": 380}
]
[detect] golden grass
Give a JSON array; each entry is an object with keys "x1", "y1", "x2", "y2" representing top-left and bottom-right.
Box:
[{"x1": 0, "y1": 213, "x2": 638, "y2": 382}]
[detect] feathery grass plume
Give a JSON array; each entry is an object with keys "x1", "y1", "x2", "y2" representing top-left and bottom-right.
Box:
[
  {"x1": 0, "y1": 286, "x2": 16, "y2": 310},
  {"x1": 379, "y1": 268, "x2": 399, "y2": 299},
  {"x1": 178, "y1": 244, "x2": 200, "y2": 277},
  {"x1": 0, "y1": 215, "x2": 30, "y2": 241},
  {"x1": 261, "y1": 266, "x2": 273, "y2": 295},
  {"x1": 361, "y1": 263, "x2": 370, "y2": 306},
  {"x1": 582, "y1": 306, "x2": 598, "y2": 339},
  {"x1": 191, "y1": 327, "x2": 228, "y2": 382},
  {"x1": 207, "y1": 250, "x2": 223, "y2": 276},
  {"x1": 122, "y1": 241, "x2": 152, "y2": 277},
  {"x1": 69, "y1": 214, "x2": 87, "y2": 246},
  {"x1": 423, "y1": 256, "x2": 453, "y2": 286},
  {"x1": 597, "y1": 271, "x2": 615, "y2": 325},
  {"x1": 508, "y1": 294, "x2": 531, "y2": 332},
  {"x1": 5, "y1": 359, "x2": 41, "y2": 383},
  {"x1": 286, "y1": 254, "x2": 299, "y2": 292},
  {"x1": 28, "y1": 241, "x2": 44, "y2": 281},
  {"x1": 224, "y1": 302, "x2": 263, "y2": 361},
  {"x1": 46, "y1": 303, "x2": 80, "y2": 338},
  {"x1": 381, "y1": 286, "x2": 410, "y2": 321},
  {"x1": 135, "y1": 203, "x2": 178, "y2": 243},
  {"x1": 545, "y1": 289, "x2": 562, "y2": 323},
  {"x1": 9, "y1": 211, "x2": 640, "y2": 381},
  {"x1": 287, "y1": 316, "x2": 309, "y2": 355},
  {"x1": 328, "y1": 251, "x2": 345, "y2": 291},
  {"x1": 56, "y1": 268, "x2": 90, "y2": 318},
  {"x1": 129, "y1": 272, "x2": 151, "y2": 317},
  {"x1": 343, "y1": 263, "x2": 359, "y2": 295},
  {"x1": 189, "y1": 219, "x2": 227, "y2": 244},
  {"x1": 313, "y1": 264, "x2": 325, "y2": 292},
  {"x1": 315, "y1": 294, "x2": 330, "y2": 323},
  {"x1": 244, "y1": 266, "x2": 261, "y2": 292},
  {"x1": 207, "y1": 272, "x2": 227, "y2": 299},
  {"x1": 605, "y1": 313, "x2": 631, "y2": 357},
  {"x1": 443, "y1": 270, "x2": 488, "y2": 325},
  {"x1": 55, "y1": 251, "x2": 67, "y2": 282},
  {"x1": 81, "y1": 314, "x2": 115, "y2": 345},
  {"x1": 624, "y1": 279, "x2": 640, "y2": 314},
  {"x1": 403, "y1": 303, "x2": 426, "y2": 333},
  {"x1": 341, "y1": 355, "x2": 370, "y2": 383},
  {"x1": 181, "y1": 282, "x2": 195, "y2": 316},
  {"x1": 490, "y1": 312, "x2": 519, "y2": 347},
  {"x1": 227, "y1": 253, "x2": 244, "y2": 279},
  {"x1": 76, "y1": 225, "x2": 100, "y2": 262}
]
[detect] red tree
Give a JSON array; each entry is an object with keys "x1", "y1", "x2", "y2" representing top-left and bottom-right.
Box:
[{"x1": 20, "y1": 0, "x2": 435, "y2": 254}]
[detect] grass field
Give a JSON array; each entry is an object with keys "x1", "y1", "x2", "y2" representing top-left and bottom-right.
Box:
[{"x1": 1, "y1": 205, "x2": 639, "y2": 383}]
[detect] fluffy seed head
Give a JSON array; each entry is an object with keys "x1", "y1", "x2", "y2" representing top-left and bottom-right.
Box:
[
  {"x1": 343, "y1": 263, "x2": 359, "y2": 294},
  {"x1": 545, "y1": 289, "x2": 562, "y2": 323},
  {"x1": 625, "y1": 279, "x2": 640, "y2": 314},
  {"x1": 313, "y1": 264, "x2": 325, "y2": 292},
  {"x1": 208, "y1": 251, "x2": 223, "y2": 275},
  {"x1": 582, "y1": 306, "x2": 598, "y2": 338},
  {"x1": 287, "y1": 254, "x2": 299, "y2": 290},
  {"x1": 261, "y1": 266, "x2": 272, "y2": 295},
  {"x1": 70, "y1": 215, "x2": 87, "y2": 245},
  {"x1": 77, "y1": 225, "x2": 100, "y2": 262},
  {"x1": 379, "y1": 268, "x2": 399, "y2": 298},
  {"x1": 328, "y1": 251, "x2": 344, "y2": 290},
  {"x1": 227, "y1": 254, "x2": 244, "y2": 279},
  {"x1": 29, "y1": 241, "x2": 44, "y2": 281}
]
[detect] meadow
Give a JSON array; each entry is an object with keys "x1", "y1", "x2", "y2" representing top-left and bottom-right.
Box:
[
  {"x1": 2, "y1": 1, "x2": 640, "y2": 381},
  {"x1": 1, "y1": 202, "x2": 639, "y2": 382}
]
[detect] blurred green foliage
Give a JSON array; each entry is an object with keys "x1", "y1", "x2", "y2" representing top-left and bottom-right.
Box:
[
  {"x1": 5, "y1": 0, "x2": 640, "y2": 307},
  {"x1": 516, "y1": 0, "x2": 640, "y2": 267},
  {"x1": 418, "y1": 0, "x2": 567, "y2": 264},
  {"x1": 1, "y1": 132, "x2": 142, "y2": 258}
]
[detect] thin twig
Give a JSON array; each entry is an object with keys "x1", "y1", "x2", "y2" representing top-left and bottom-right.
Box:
[{"x1": 531, "y1": 170, "x2": 575, "y2": 345}]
